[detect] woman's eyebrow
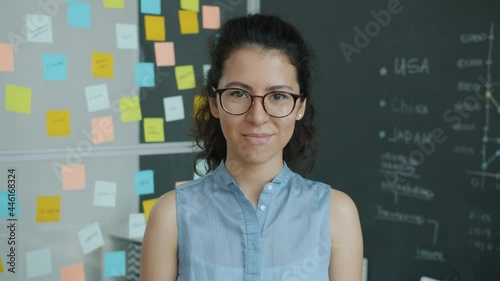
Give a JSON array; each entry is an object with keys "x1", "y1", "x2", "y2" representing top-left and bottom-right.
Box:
[{"x1": 223, "y1": 82, "x2": 295, "y2": 92}]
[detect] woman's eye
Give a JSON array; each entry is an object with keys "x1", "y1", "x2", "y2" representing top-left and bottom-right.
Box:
[
  {"x1": 271, "y1": 93, "x2": 287, "y2": 100},
  {"x1": 230, "y1": 90, "x2": 247, "y2": 98}
]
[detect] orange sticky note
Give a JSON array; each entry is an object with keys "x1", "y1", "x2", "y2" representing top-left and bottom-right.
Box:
[
  {"x1": 143, "y1": 118, "x2": 165, "y2": 142},
  {"x1": 91, "y1": 116, "x2": 115, "y2": 144},
  {"x1": 179, "y1": 10, "x2": 199, "y2": 34},
  {"x1": 92, "y1": 52, "x2": 114, "y2": 78},
  {"x1": 46, "y1": 110, "x2": 71, "y2": 136},
  {"x1": 175, "y1": 65, "x2": 196, "y2": 90},
  {"x1": 154, "y1": 42, "x2": 175, "y2": 66},
  {"x1": 142, "y1": 198, "x2": 158, "y2": 222},
  {"x1": 119, "y1": 97, "x2": 142, "y2": 122},
  {"x1": 62, "y1": 164, "x2": 86, "y2": 190},
  {"x1": 202, "y1": 6, "x2": 220, "y2": 29},
  {"x1": 36, "y1": 196, "x2": 61, "y2": 222},
  {"x1": 5, "y1": 84, "x2": 31, "y2": 114},
  {"x1": 145, "y1": 15, "x2": 165, "y2": 41},
  {"x1": 0, "y1": 43, "x2": 14, "y2": 72},
  {"x1": 181, "y1": 0, "x2": 199, "y2": 12},
  {"x1": 61, "y1": 263, "x2": 85, "y2": 281},
  {"x1": 104, "y1": 0, "x2": 124, "y2": 8}
]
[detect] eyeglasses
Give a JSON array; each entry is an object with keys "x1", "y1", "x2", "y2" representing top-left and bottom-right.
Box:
[{"x1": 212, "y1": 87, "x2": 302, "y2": 118}]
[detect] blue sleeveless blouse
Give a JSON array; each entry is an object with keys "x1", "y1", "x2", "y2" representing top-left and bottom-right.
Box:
[{"x1": 175, "y1": 161, "x2": 332, "y2": 281}]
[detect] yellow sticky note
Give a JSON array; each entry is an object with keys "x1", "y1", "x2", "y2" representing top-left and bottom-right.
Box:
[
  {"x1": 193, "y1": 95, "x2": 209, "y2": 119},
  {"x1": 145, "y1": 15, "x2": 165, "y2": 41},
  {"x1": 181, "y1": 0, "x2": 199, "y2": 12},
  {"x1": 92, "y1": 52, "x2": 114, "y2": 78},
  {"x1": 202, "y1": 5, "x2": 220, "y2": 29},
  {"x1": 0, "y1": 257, "x2": 3, "y2": 273},
  {"x1": 36, "y1": 196, "x2": 61, "y2": 222},
  {"x1": 142, "y1": 198, "x2": 158, "y2": 222},
  {"x1": 0, "y1": 43, "x2": 14, "y2": 72},
  {"x1": 61, "y1": 164, "x2": 86, "y2": 190},
  {"x1": 119, "y1": 97, "x2": 142, "y2": 122},
  {"x1": 154, "y1": 42, "x2": 175, "y2": 66},
  {"x1": 179, "y1": 10, "x2": 199, "y2": 34},
  {"x1": 46, "y1": 110, "x2": 71, "y2": 136},
  {"x1": 104, "y1": 0, "x2": 124, "y2": 8},
  {"x1": 175, "y1": 65, "x2": 196, "y2": 90},
  {"x1": 144, "y1": 118, "x2": 165, "y2": 142},
  {"x1": 5, "y1": 84, "x2": 31, "y2": 114},
  {"x1": 61, "y1": 263, "x2": 85, "y2": 281}
]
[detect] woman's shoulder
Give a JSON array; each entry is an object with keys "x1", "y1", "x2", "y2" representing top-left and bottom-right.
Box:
[{"x1": 328, "y1": 187, "x2": 360, "y2": 228}]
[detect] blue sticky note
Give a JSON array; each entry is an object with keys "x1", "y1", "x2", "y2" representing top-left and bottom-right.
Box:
[
  {"x1": 134, "y1": 170, "x2": 154, "y2": 195},
  {"x1": 135, "y1": 63, "x2": 155, "y2": 87},
  {"x1": 68, "y1": 1, "x2": 91, "y2": 28},
  {"x1": 43, "y1": 54, "x2": 67, "y2": 81},
  {"x1": 104, "y1": 251, "x2": 126, "y2": 277},
  {"x1": 140, "y1": 0, "x2": 161, "y2": 15},
  {"x1": 0, "y1": 191, "x2": 19, "y2": 218}
]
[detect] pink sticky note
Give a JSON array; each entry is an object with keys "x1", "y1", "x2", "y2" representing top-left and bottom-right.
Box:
[
  {"x1": 62, "y1": 164, "x2": 86, "y2": 190},
  {"x1": 91, "y1": 116, "x2": 115, "y2": 144},
  {"x1": 61, "y1": 263, "x2": 85, "y2": 281},
  {"x1": 154, "y1": 42, "x2": 175, "y2": 66},
  {"x1": 202, "y1": 6, "x2": 220, "y2": 29},
  {"x1": 175, "y1": 180, "x2": 190, "y2": 187},
  {"x1": 0, "y1": 43, "x2": 14, "y2": 72}
]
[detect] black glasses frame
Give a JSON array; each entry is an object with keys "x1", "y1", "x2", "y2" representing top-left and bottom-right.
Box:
[{"x1": 211, "y1": 86, "x2": 303, "y2": 118}]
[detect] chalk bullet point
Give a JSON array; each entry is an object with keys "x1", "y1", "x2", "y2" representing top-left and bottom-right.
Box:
[
  {"x1": 379, "y1": 67, "x2": 387, "y2": 76},
  {"x1": 379, "y1": 99, "x2": 386, "y2": 107},
  {"x1": 378, "y1": 130, "x2": 386, "y2": 139}
]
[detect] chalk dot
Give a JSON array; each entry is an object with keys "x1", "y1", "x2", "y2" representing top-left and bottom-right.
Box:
[
  {"x1": 379, "y1": 99, "x2": 386, "y2": 107},
  {"x1": 379, "y1": 67, "x2": 388, "y2": 76},
  {"x1": 496, "y1": 150, "x2": 500, "y2": 156},
  {"x1": 481, "y1": 163, "x2": 487, "y2": 170},
  {"x1": 378, "y1": 130, "x2": 386, "y2": 139},
  {"x1": 485, "y1": 91, "x2": 492, "y2": 98},
  {"x1": 482, "y1": 136, "x2": 488, "y2": 143},
  {"x1": 497, "y1": 107, "x2": 500, "y2": 114}
]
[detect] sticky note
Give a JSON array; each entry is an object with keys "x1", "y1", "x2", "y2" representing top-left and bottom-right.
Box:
[
  {"x1": 104, "y1": 251, "x2": 126, "y2": 277},
  {"x1": 85, "y1": 84, "x2": 110, "y2": 112},
  {"x1": 43, "y1": 54, "x2": 67, "y2": 81},
  {"x1": 91, "y1": 116, "x2": 115, "y2": 144},
  {"x1": 60, "y1": 263, "x2": 85, "y2": 281},
  {"x1": 175, "y1": 65, "x2": 196, "y2": 90},
  {"x1": 175, "y1": 180, "x2": 190, "y2": 187},
  {"x1": 0, "y1": 191, "x2": 19, "y2": 218},
  {"x1": 0, "y1": 258, "x2": 3, "y2": 273},
  {"x1": 145, "y1": 15, "x2": 165, "y2": 41},
  {"x1": 78, "y1": 222, "x2": 105, "y2": 254},
  {"x1": 134, "y1": 170, "x2": 154, "y2": 195},
  {"x1": 116, "y1": 23, "x2": 138, "y2": 49},
  {"x1": 194, "y1": 158, "x2": 208, "y2": 180},
  {"x1": 104, "y1": 0, "x2": 124, "y2": 8},
  {"x1": 26, "y1": 248, "x2": 52, "y2": 278},
  {"x1": 68, "y1": 1, "x2": 91, "y2": 28},
  {"x1": 46, "y1": 110, "x2": 71, "y2": 136},
  {"x1": 181, "y1": 0, "x2": 199, "y2": 12},
  {"x1": 154, "y1": 42, "x2": 175, "y2": 66},
  {"x1": 62, "y1": 164, "x2": 86, "y2": 190},
  {"x1": 163, "y1": 95, "x2": 185, "y2": 122},
  {"x1": 94, "y1": 180, "x2": 117, "y2": 207},
  {"x1": 26, "y1": 14, "x2": 53, "y2": 43},
  {"x1": 92, "y1": 52, "x2": 113, "y2": 78},
  {"x1": 135, "y1": 62, "x2": 155, "y2": 87},
  {"x1": 142, "y1": 198, "x2": 158, "y2": 222},
  {"x1": 420, "y1": 277, "x2": 440, "y2": 281},
  {"x1": 141, "y1": 0, "x2": 161, "y2": 15},
  {"x1": 179, "y1": 10, "x2": 199, "y2": 34},
  {"x1": 193, "y1": 95, "x2": 208, "y2": 118},
  {"x1": 5, "y1": 84, "x2": 31, "y2": 114},
  {"x1": 202, "y1": 5, "x2": 220, "y2": 29},
  {"x1": 36, "y1": 196, "x2": 61, "y2": 222},
  {"x1": 202, "y1": 64, "x2": 210, "y2": 83},
  {"x1": 144, "y1": 118, "x2": 165, "y2": 142},
  {"x1": 119, "y1": 96, "x2": 142, "y2": 122},
  {"x1": 0, "y1": 43, "x2": 14, "y2": 72},
  {"x1": 129, "y1": 213, "x2": 146, "y2": 238}
]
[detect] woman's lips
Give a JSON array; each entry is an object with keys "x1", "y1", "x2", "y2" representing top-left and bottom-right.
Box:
[{"x1": 243, "y1": 134, "x2": 272, "y2": 145}]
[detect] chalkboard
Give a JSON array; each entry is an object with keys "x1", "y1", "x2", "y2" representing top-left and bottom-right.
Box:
[{"x1": 262, "y1": 1, "x2": 500, "y2": 280}]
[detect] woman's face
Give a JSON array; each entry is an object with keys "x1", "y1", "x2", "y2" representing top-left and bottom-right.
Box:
[{"x1": 209, "y1": 46, "x2": 306, "y2": 167}]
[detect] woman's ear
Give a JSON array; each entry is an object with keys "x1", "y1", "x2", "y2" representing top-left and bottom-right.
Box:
[
  {"x1": 296, "y1": 98, "x2": 307, "y2": 120},
  {"x1": 209, "y1": 96, "x2": 220, "y2": 118}
]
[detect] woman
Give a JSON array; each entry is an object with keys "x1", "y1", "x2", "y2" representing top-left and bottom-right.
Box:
[{"x1": 140, "y1": 14, "x2": 363, "y2": 281}]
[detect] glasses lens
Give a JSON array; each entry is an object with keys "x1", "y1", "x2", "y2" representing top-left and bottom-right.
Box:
[
  {"x1": 220, "y1": 89, "x2": 252, "y2": 114},
  {"x1": 264, "y1": 92, "x2": 296, "y2": 117}
]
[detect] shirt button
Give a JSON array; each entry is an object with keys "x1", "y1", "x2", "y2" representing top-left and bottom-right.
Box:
[
  {"x1": 259, "y1": 205, "x2": 266, "y2": 211},
  {"x1": 267, "y1": 185, "x2": 273, "y2": 191}
]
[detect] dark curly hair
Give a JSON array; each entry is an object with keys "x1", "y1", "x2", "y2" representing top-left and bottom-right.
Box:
[{"x1": 192, "y1": 14, "x2": 317, "y2": 177}]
